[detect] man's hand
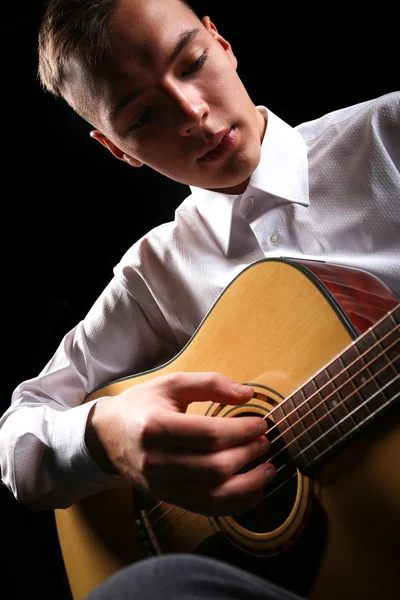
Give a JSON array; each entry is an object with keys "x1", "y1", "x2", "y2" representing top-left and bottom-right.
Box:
[{"x1": 85, "y1": 372, "x2": 275, "y2": 516}]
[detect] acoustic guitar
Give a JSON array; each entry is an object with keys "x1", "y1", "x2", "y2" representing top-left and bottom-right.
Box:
[{"x1": 55, "y1": 258, "x2": 399, "y2": 600}]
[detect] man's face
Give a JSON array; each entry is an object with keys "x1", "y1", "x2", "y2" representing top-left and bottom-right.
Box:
[{"x1": 68, "y1": 0, "x2": 265, "y2": 192}]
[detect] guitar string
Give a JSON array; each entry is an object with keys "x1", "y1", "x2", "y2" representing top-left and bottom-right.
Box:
[
  {"x1": 146, "y1": 327, "x2": 397, "y2": 515},
  {"x1": 140, "y1": 320, "x2": 398, "y2": 525},
  {"x1": 167, "y1": 514, "x2": 213, "y2": 543},
  {"x1": 149, "y1": 359, "x2": 398, "y2": 543},
  {"x1": 163, "y1": 383, "x2": 399, "y2": 548},
  {"x1": 160, "y1": 510, "x2": 202, "y2": 536},
  {"x1": 151, "y1": 317, "x2": 400, "y2": 544},
  {"x1": 265, "y1": 371, "x2": 399, "y2": 480},
  {"x1": 262, "y1": 390, "x2": 398, "y2": 503},
  {"x1": 140, "y1": 336, "x2": 398, "y2": 540},
  {"x1": 166, "y1": 390, "x2": 399, "y2": 552},
  {"x1": 266, "y1": 370, "x2": 398, "y2": 482},
  {"x1": 148, "y1": 317, "x2": 399, "y2": 529},
  {"x1": 263, "y1": 338, "x2": 399, "y2": 464},
  {"x1": 151, "y1": 503, "x2": 180, "y2": 525},
  {"x1": 141, "y1": 316, "x2": 397, "y2": 516},
  {"x1": 263, "y1": 319, "x2": 399, "y2": 440}
]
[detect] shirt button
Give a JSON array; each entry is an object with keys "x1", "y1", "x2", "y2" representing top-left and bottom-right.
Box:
[
  {"x1": 245, "y1": 196, "x2": 254, "y2": 209},
  {"x1": 270, "y1": 234, "x2": 280, "y2": 244}
]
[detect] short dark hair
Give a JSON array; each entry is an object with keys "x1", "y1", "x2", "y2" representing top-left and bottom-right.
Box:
[
  {"x1": 38, "y1": 0, "x2": 115, "y2": 100},
  {"x1": 38, "y1": 0, "x2": 201, "y2": 103}
]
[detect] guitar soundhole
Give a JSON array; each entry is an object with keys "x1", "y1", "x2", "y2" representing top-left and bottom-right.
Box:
[{"x1": 233, "y1": 414, "x2": 298, "y2": 533}]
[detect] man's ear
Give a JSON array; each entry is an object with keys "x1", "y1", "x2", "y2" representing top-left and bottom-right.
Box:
[
  {"x1": 201, "y1": 16, "x2": 237, "y2": 69},
  {"x1": 89, "y1": 130, "x2": 144, "y2": 167}
]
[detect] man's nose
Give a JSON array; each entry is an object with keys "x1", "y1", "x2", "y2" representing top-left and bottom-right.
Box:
[
  {"x1": 178, "y1": 97, "x2": 209, "y2": 136},
  {"x1": 164, "y1": 79, "x2": 210, "y2": 136}
]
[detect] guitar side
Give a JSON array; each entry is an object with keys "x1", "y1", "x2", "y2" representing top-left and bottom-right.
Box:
[{"x1": 54, "y1": 259, "x2": 399, "y2": 600}]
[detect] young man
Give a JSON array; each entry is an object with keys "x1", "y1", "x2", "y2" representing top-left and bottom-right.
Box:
[{"x1": 1, "y1": 0, "x2": 399, "y2": 598}]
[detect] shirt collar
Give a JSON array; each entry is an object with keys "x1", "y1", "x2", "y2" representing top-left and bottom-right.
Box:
[
  {"x1": 189, "y1": 106, "x2": 309, "y2": 254},
  {"x1": 249, "y1": 106, "x2": 309, "y2": 204}
]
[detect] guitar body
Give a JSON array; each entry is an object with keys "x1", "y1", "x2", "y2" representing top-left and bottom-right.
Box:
[{"x1": 55, "y1": 259, "x2": 400, "y2": 600}]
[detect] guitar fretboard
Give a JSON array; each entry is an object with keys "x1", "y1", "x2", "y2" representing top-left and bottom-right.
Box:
[{"x1": 274, "y1": 305, "x2": 400, "y2": 473}]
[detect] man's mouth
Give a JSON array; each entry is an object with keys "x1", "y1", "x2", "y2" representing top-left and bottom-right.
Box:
[{"x1": 198, "y1": 128, "x2": 237, "y2": 162}]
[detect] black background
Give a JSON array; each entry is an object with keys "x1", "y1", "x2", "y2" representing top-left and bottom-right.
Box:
[{"x1": 2, "y1": 1, "x2": 398, "y2": 597}]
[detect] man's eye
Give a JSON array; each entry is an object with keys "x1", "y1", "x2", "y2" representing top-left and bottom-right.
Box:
[
  {"x1": 128, "y1": 107, "x2": 153, "y2": 132},
  {"x1": 182, "y1": 51, "x2": 208, "y2": 76}
]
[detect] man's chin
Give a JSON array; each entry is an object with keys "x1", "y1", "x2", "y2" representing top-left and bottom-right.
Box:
[{"x1": 206, "y1": 176, "x2": 251, "y2": 195}]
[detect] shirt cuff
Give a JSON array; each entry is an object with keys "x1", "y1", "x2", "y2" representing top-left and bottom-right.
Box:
[{"x1": 48, "y1": 398, "x2": 126, "y2": 508}]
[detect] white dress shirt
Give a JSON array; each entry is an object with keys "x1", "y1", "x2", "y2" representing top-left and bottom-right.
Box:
[{"x1": 1, "y1": 91, "x2": 399, "y2": 509}]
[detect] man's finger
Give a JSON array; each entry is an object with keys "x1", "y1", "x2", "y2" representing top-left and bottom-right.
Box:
[
  {"x1": 158, "y1": 371, "x2": 255, "y2": 407},
  {"x1": 148, "y1": 409, "x2": 268, "y2": 451},
  {"x1": 149, "y1": 461, "x2": 276, "y2": 516},
  {"x1": 144, "y1": 435, "x2": 270, "y2": 481}
]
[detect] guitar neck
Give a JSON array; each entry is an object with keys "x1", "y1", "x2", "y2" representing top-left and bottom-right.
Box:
[{"x1": 274, "y1": 304, "x2": 400, "y2": 474}]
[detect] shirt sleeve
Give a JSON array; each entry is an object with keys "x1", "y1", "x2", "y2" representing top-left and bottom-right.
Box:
[{"x1": 0, "y1": 270, "x2": 178, "y2": 509}]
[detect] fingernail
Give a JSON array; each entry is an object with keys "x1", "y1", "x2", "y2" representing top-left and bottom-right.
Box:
[
  {"x1": 258, "y1": 420, "x2": 268, "y2": 436},
  {"x1": 233, "y1": 383, "x2": 252, "y2": 395},
  {"x1": 265, "y1": 463, "x2": 276, "y2": 480}
]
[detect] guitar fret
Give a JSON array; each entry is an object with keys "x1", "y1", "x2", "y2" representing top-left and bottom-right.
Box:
[
  {"x1": 375, "y1": 314, "x2": 399, "y2": 376},
  {"x1": 334, "y1": 346, "x2": 373, "y2": 425},
  {"x1": 389, "y1": 312, "x2": 400, "y2": 371},
  {"x1": 274, "y1": 307, "x2": 399, "y2": 475},
  {"x1": 300, "y1": 381, "x2": 331, "y2": 461},
  {"x1": 337, "y1": 344, "x2": 372, "y2": 421},
  {"x1": 304, "y1": 308, "x2": 399, "y2": 471},
  {"x1": 337, "y1": 356, "x2": 358, "y2": 430},
  {"x1": 312, "y1": 369, "x2": 345, "y2": 447},
  {"x1": 325, "y1": 360, "x2": 355, "y2": 437},
  {"x1": 355, "y1": 319, "x2": 399, "y2": 412},
  {"x1": 370, "y1": 328, "x2": 398, "y2": 405},
  {"x1": 275, "y1": 394, "x2": 317, "y2": 470},
  {"x1": 303, "y1": 393, "x2": 397, "y2": 477},
  {"x1": 292, "y1": 388, "x2": 320, "y2": 467},
  {"x1": 286, "y1": 394, "x2": 308, "y2": 442}
]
